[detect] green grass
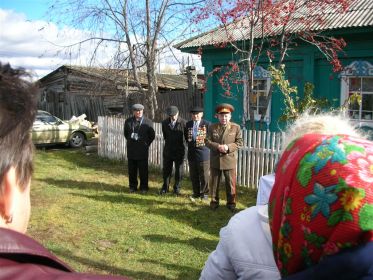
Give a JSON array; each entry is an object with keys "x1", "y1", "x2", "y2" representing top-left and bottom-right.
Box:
[{"x1": 29, "y1": 148, "x2": 257, "y2": 279}]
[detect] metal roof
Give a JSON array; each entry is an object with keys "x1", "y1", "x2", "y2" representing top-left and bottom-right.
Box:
[{"x1": 175, "y1": 0, "x2": 373, "y2": 50}]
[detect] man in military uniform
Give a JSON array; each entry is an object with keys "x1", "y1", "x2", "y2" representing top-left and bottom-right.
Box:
[
  {"x1": 160, "y1": 105, "x2": 186, "y2": 195},
  {"x1": 184, "y1": 106, "x2": 211, "y2": 201},
  {"x1": 124, "y1": 104, "x2": 155, "y2": 193},
  {"x1": 206, "y1": 103, "x2": 243, "y2": 212}
]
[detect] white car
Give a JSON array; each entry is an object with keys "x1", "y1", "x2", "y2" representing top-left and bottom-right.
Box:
[{"x1": 32, "y1": 110, "x2": 94, "y2": 148}]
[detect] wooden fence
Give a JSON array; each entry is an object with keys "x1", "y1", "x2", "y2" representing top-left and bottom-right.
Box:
[{"x1": 97, "y1": 116, "x2": 284, "y2": 189}]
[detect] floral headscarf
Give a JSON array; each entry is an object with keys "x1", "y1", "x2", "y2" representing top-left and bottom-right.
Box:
[{"x1": 268, "y1": 134, "x2": 373, "y2": 276}]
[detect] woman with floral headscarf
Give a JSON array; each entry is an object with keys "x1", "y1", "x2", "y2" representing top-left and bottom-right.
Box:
[
  {"x1": 200, "y1": 113, "x2": 373, "y2": 280},
  {"x1": 269, "y1": 133, "x2": 373, "y2": 279}
]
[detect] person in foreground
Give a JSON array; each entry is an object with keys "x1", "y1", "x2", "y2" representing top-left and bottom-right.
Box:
[
  {"x1": 0, "y1": 63, "x2": 129, "y2": 279},
  {"x1": 200, "y1": 113, "x2": 373, "y2": 280}
]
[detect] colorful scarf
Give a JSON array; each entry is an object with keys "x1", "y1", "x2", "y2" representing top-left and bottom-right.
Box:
[{"x1": 268, "y1": 134, "x2": 373, "y2": 276}]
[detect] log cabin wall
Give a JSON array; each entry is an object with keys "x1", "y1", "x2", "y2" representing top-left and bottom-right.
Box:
[{"x1": 38, "y1": 65, "x2": 204, "y2": 122}]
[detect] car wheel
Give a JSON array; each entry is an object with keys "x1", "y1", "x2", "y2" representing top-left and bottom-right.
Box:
[{"x1": 69, "y1": 132, "x2": 85, "y2": 148}]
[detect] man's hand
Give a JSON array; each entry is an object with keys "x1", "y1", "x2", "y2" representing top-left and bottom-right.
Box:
[{"x1": 218, "y1": 144, "x2": 228, "y2": 153}]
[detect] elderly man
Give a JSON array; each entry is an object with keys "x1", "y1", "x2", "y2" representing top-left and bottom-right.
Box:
[
  {"x1": 184, "y1": 106, "x2": 211, "y2": 200},
  {"x1": 160, "y1": 105, "x2": 186, "y2": 195},
  {"x1": 124, "y1": 103, "x2": 155, "y2": 193},
  {"x1": 206, "y1": 103, "x2": 243, "y2": 212}
]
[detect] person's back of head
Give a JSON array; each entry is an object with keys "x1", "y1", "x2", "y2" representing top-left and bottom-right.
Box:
[
  {"x1": 269, "y1": 112, "x2": 373, "y2": 278},
  {"x1": 0, "y1": 63, "x2": 37, "y2": 189}
]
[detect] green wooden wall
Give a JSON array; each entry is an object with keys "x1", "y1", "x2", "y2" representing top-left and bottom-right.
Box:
[{"x1": 197, "y1": 27, "x2": 373, "y2": 131}]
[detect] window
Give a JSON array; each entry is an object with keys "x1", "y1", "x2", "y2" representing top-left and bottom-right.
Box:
[
  {"x1": 243, "y1": 66, "x2": 271, "y2": 123},
  {"x1": 250, "y1": 79, "x2": 270, "y2": 117},
  {"x1": 340, "y1": 61, "x2": 373, "y2": 125},
  {"x1": 347, "y1": 77, "x2": 373, "y2": 121}
]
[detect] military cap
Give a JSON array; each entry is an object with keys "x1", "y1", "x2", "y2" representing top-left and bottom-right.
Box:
[
  {"x1": 190, "y1": 106, "x2": 204, "y2": 113},
  {"x1": 132, "y1": 103, "x2": 144, "y2": 111},
  {"x1": 215, "y1": 103, "x2": 234, "y2": 114},
  {"x1": 166, "y1": 105, "x2": 179, "y2": 116}
]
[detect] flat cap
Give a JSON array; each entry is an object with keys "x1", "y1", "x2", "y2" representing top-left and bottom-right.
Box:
[
  {"x1": 190, "y1": 106, "x2": 204, "y2": 113},
  {"x1": 215, "y1": 103, "x2": 234, "y2": 114},
  {"x1": 132, "y1": 103, "x2": 144, "y2": 111},
  {"x1": 166, "y1": 105, "x2": 179, "y2": 116}
]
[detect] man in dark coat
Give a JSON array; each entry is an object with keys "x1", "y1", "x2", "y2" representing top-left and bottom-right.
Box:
[
  {"x1": 184, "y1": 106, "x2": 211, "y2": 200},
  {"x1": 206, "y1": 103, "x2": 243, "y2": 212},
  {"x1": 160, "y1": 105, "x2": 186, "y2": 195},
  {"x1": 124, "y1": 103, "x2": 155, "y2": 193}
]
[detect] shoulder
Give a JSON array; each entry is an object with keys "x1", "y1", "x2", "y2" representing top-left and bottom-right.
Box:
[
  {"x1": 210, "y1": 123, "x2": 219, "y2": 129},
  {"x1": 178, "y1": 118, "x2": 186, "y2": 124},
  {"x1": 203, "y1": 119, "x2": 212, "y2": 126},
  {"x1": 143, "y1": 117, "x2": 153, "y2": 124},
  {"x1": 229, "y1": 122, "x2": 241, "y2": 129}
]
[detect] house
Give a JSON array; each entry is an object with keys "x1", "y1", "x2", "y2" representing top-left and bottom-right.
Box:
[
  {"x1": 175, "y1": 0, "x2": 373, "y2": 131},
  {"x1": 37, "y1": 65, "x2": 204, "y2": 121}
]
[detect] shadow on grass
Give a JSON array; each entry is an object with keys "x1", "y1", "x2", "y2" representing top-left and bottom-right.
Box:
[
  {"x1": 52, "y1": 247, "x2": 169, "y2": 280},
  {"x1": 40, "y1": 178, "x2": 126, "y2": 193},
  {"x1": 39, "y1": 177, "x2": 230, "y2": 235},
  {"x1": 143, "y1": 234, "x2": 217, "y2": 253},
  {"x1": 36, "y1": 149, "x2": 128, "y2": 177},
  {"x1": 139, "y1": 258, "x2": 202, "y2": 280}
]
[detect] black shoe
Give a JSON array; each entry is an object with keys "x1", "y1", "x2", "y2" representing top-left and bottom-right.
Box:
[
  {"x1": 200, "y1": 194, "x2": 209, "y2": 201},
  {"x1": 159, "y1": 189, "x2": 167, "y2": 195},
  {"x1": 173, "y1": 189, "x2": 180, "y2": 196},
  {"x1": 210, "y1": 202, "x2": 219, "y2": 210},
  {"x1": 140, "y1": 190, "x2": 148, "y2": 194},
  {"x1": 227, "y1": 205, "x2": 237, "y2": 213},
  {"x1": 129, "y1": 188, "x2": 137, "y2": 193}
]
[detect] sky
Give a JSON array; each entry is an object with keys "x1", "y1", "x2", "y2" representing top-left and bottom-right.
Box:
[{"x1": 0, "y1": 0, "x2": 202, "y2": 80}]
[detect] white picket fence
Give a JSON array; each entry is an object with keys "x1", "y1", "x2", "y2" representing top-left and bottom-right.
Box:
[{"x1": 97, "y1": 116, "x2": 284, "y2": 189}]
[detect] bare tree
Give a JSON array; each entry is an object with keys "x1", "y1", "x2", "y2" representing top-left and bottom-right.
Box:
[{"x1": 49, "y1": 0, "x2": 202, "y2": 118}]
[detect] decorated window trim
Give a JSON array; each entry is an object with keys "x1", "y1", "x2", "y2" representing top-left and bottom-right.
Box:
[
  {"x1": 243, "y1": 66, "x2": 271, "y2": 124},
  {"x1": 340, "y1": 60, "x2": 373, "y2": 128}
]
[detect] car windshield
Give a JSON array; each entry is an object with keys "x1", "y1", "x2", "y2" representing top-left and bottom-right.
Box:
[{"x1": 36, "y1": 113, "x2": 59, "y2": 123}]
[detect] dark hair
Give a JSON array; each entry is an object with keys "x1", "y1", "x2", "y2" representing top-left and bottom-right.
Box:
[{"x1": 0, "y1": 63, "x2": 38, "y2": 189}]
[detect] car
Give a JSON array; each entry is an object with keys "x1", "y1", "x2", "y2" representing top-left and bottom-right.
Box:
[{"x1": 31, "y1": 110, "x2": 95, "y2": 148}]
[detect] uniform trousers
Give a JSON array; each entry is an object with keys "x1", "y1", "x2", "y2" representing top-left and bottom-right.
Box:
[
  {"x1": 210, "y1": 167, "x2": 237, "y2": 208},
  {"x1": 189, "y1": 160, "x2": 210, "y2": 198},
  {"x1": 128, "y1": 158, "x2": 149, "y2": 191},
  {"x1": 162, "y1": 157, "x2": 184, "y2": 192}
]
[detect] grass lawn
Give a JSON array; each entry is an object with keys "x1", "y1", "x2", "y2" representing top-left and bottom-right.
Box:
[{"x1": 29, "y1": 147, "x2": 257, "y2": 280}]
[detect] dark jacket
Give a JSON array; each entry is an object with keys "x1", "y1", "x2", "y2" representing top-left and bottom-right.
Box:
[
  {"x1": 0, "y1": 228, "x2": 129, "y2": 280},
  {"x1": 206, "y1": 122, "x2": 243, "y2": 169},
  {"x1": 124, "y1": 116, "x2": 155, "y2": 160},
  {"x1": 161, "y1": 117, "x2": 186, "y2": 160},
  {"x1": 283, "y1": 242, "x2": 373, "y2": 280},
  {"x1": 184, "y1": 119, "x2": 211, "y2": 162}
]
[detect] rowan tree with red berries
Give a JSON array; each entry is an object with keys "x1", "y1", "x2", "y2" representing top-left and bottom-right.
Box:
[{"x1": 191, "y1": 0, "x2": 353, "y2": 128}]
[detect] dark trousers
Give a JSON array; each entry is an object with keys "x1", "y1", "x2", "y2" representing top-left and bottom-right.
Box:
[
  {"x1": 128, "y1": 158, "x2": 149, "y2": 191},
  {"x1": 162, "y1": 157, "x2": 184, "y2": 192},
  {"x1": 210, "y1": 167, "x2": 237, "y2": 208},
  {"x1": 189, "y1": 160, "x2": 209, "y2": 197}
]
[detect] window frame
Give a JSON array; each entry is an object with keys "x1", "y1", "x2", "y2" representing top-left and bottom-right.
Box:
[
  {"x1": 243, "y1": 66, "x2": 271, "y2": 123},
  {"x1": 340, "y1": 61, "x2": 373, "y2": 128}
]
